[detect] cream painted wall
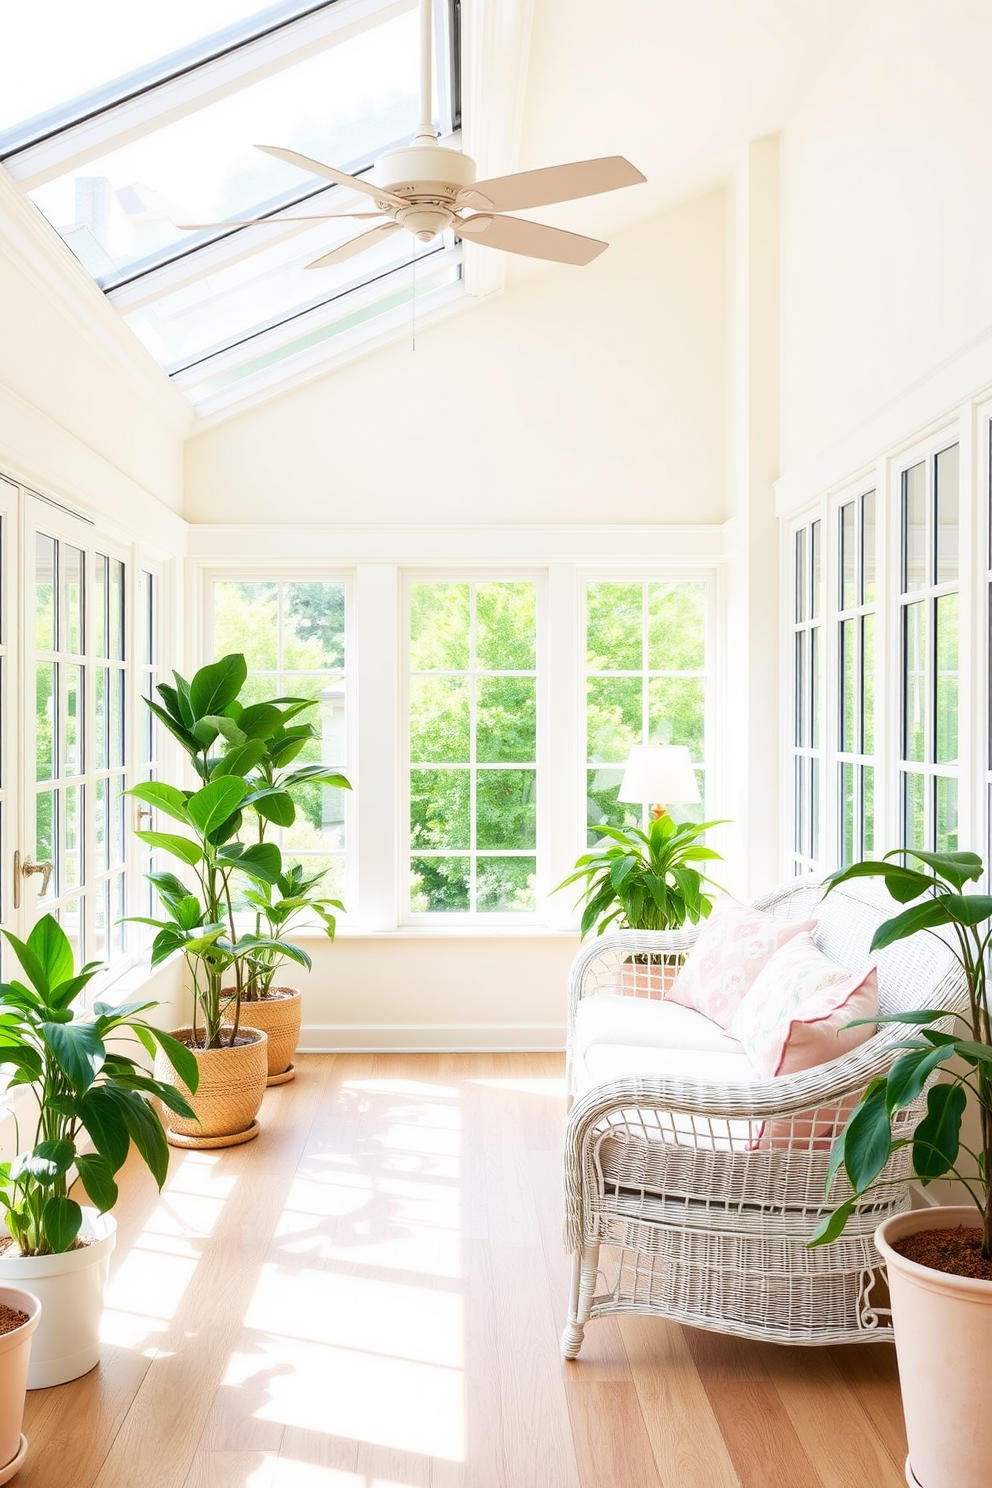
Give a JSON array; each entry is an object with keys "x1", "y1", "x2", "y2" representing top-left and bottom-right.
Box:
[
  {"x1": 184, "y1": 191, "x2": 726, "y2": 526},
  {"x1": 0, "y1": 173, "x2": 189, "y2": 525},
  {"x1": 779, "y1": 0, "x2": 992, "y2": 477},
  {"x1": 291, "y1": 934, "x2": 578, "y2": 1050}
]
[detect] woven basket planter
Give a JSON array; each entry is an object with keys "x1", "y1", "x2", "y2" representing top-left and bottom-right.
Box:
[
  {"x1": 233, "y1": 988, "x2": 302, "y2": 1084},
  {"x1": 154, "y1": 1027, "x2": 268, "y2": 1148}
]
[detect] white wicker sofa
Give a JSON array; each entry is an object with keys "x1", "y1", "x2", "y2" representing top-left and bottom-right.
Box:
[{"x1": 561, "y1": 875, "x2": 967, "y2": 1355}]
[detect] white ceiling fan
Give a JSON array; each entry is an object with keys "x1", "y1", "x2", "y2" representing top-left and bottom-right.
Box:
[{"x1": 179, "y1": 0, "x2": 645, "y2": 270}]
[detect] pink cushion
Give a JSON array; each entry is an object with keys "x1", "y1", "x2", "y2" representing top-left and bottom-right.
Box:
[
  {"x1": 729, "y1": 931, "x2": 878, "y2": 1150},
  {"x1": 666, "y1": 895, "x2": 817, "y2": 1030}
]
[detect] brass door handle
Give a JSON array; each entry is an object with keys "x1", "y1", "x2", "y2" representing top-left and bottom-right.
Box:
[{"x1": 13, "y1": 851, "x2": 54, "y2": 909}]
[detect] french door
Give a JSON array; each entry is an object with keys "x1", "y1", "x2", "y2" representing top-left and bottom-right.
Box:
[{"x1": 19, "y1": 496, "x2": 130, "y2": 968}]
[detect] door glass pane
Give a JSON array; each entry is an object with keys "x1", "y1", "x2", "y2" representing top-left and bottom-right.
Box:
[
  {"x1": 935, "y1": 445, "x2": 959, "y2": 586},
  {"x1": 94, "y1": 554, "x2": 108, "y2": 660},
  {"x1": 795, "y1": 632, "x2": 807, "y2": 747},
  {"x1": 811, "y1": 627, "x2": 821, "y2": 749},
  {"x1": 648, "y1": 583, "x2": 705, "y2": 670},
  {"x1": 795, "y1": 528, "x2": 807, "y2": 622},
  {"x1": 410, "y1": 770, "x2": 470, "y2": 850},
  {"x1": 62, "y1": 546, "x2": 84, "y2": 655},
  {"x1": 95, "y1": 778, "x2": 108, "y2": 873},
  {"x1": 811, "y1": 521, "x2": 822, "y2": 618},
  {"x1": 861, "y1": 492, "x2": 876, "y2": 605},
  {"x1": 861, "y1": 613, "x2": 875, "y2": 754},
  {"x1": 862, "y1": 766, "x2": 875, "y2": 854},
  {"x1": 410, "y1": 858, "x2": 470, "y2": 912},
  {"x1": 936, "y1": 776, "x2": 958, "y2": 851},
  {"x1": 840, "y1": 503, "x2": 856, "y2": 611},
  {"x1": 903, "y1": 602, "x2": 927, "y2": 762},
  {"x1": 476, "y1": 583, "x2": 537, "y2": 670},
  {"x1": 648, "y1": 677, "x2": 705, "y2": 760},
  {"x1": 840, "y1": 619, "x2": 855, "y2": 753},
  {"x1": 476, "y1": 770, "x2": 536, "y2": 850},
  {"x1": 109, "y1": 670, "x2": 125, "y2": 767},
  {"x1": 903, "y1": 462, "x2": 927, "y2": 592},
  {"x1": 410, "y1": 583, "x2": 470, "y2": 670},
  {"x1": 110, "y1": 559, "x2": 125, "y2": 661},
  {"x1": 37, "y1": 662, "x2": 56, "y2": 781},
  {"x1": 63, "y1": 664, "x2": 83, "y2": 775},
  {"x1": 794, "y1": 757, "x2": 806, "y2": 854},
  {"x1": 477, "y1": 678, "x2": 536, "y2": 763},
  {"x1": 840, "y1": 762, "x2": 855, "y2": 865},
  {"x1": 36, "y1": 791, "x2": 56, "y2": 898},
  {"x1": 935, "y1": 593, "x2": 958, "y2": 764},
  {"x1": 36, "y1": 535, "x2": 56, "y2": 651},
  {"x1": 65, "y1": 785, "x2": 83, "y2": 892},
  {"x1": 477, "y1": 859, "x2": 536, "y2": 913},
  {"x1": 810, "y1": 756, "x2": 820, "y2": 860},
  {"x1": 903, "y1": 772, "x2": 927, "y2": 850},
  {"x1": 587, "y1": 677, "x2": 641, "y2": 763}
]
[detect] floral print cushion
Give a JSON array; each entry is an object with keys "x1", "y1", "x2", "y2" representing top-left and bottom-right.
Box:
[
  {"x1": 666, "y1": 895, "x2": 818, "y2": 1030},
  {"x1": 730, "y1": 930, "x2": 878, "y2": 1078}
]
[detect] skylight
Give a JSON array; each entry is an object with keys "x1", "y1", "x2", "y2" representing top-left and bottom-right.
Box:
[{"x1": 0, "y1": 0, "x2": 463, "y2": 417}]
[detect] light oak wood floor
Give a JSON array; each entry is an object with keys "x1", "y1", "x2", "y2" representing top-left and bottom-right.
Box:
[{"x1": 20, "y1": 1054, "x2": 908, "y2": 1488}]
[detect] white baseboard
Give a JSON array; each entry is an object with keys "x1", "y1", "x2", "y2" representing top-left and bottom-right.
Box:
[{"x1": 299, "y1": 1022, "x2": 566, "y2": 1052}]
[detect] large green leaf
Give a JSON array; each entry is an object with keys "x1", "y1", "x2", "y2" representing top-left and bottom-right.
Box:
[
  {"x1": 135, "y1": 831, "x2": 204, "y2": 867},
  {"x1": 941, "y1": 894, "x2": 992, "y2": 927},
  {"x1": 42, "y1": 1196, "x2": 82, "y2": 1253},
  {"x1": 0, "y1": 1047, "x2": 43, "y2": 1083},
  {"x1": 125, "y1": 781, "x2": 190, "y2": 826},
  {"x1": 218, "y1": 841, "x2": 282, "y2": 884},
  {"x1": 149, "y1": 1028, "x2": 200, "y2": 1094},
  {"x1": 75, "y1": 1152, "x2": 119, "y2": 1212},
  {"x1": 41, "y1": 1019, "x2": 106, "y2": 1092},
  {"x1": 186, "y1": 777, "x2": 249, "y2": 838},
  {"x1": 145, "y1": 696, "x2": 200, "y2": 756},
  {"x1": 13, "y1": 1138, "x2": 74, "y2": 1185},
  {"x1": 189, "y1": 654, "x2": 248, "y2": 721},
  {"x1": 211, "y1": 740, "x2": 266, "y2": 779},
  {"x1": 243, "y1": 788, "x2": 296, "y2": 828},
  {"x1": 843, "y1": 1085, "x2": 893, "y2": 1192},
  {"x1": 893, "y1": 849, "x2": 984, "y2": 890},
  {"x1": 26, "y1": 915, "x2": 74, "y2": 991},
  {"x1": 1, "y1": 929, "x2": 51, "y2": 1000},
  {"x1": 870, "y1": 899, "x2": 951, "y2": 951},
  {"x1": 105, "y1": 1088, "x2": 171, "y2": 1189},
  {"x1": 885, "y1": 1044, "x2": 952, "y2": 1113},
  {"x1": 237, "y1": 703, "x2": 286, "y2": 740},
  {"x1": 913, "y1": 1082, "x2": 968, "y2": 1180},
  {"x1": 76, "y1": 1087, "x2": 130, "y2": 1171},
  {"x1": 807, "y1": 1199, "x2": 855, "y2": 1247}
]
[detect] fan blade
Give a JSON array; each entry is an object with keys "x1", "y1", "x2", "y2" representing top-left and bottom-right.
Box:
[
  {"x1": 256, "y1": 144, "x2": 408, "y2": 210},
  {"x1": 457, "y1": 213, "x2": 606, "y2": 266},
  {"x1": 458, "y1": 156, "x2": 645, "y2": 213},
  {"x1": 176, "y1": 213, "x2": 384, "y2": 229},
  {"x1": 305, "y1": 220, "x2": 402, "y2": 270}
]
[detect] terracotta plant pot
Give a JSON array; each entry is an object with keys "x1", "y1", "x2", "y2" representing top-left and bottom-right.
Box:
[
  {"x1": 229, "y1": 987, "x2": 302, "y2": 1085},
  {"x1": 0, "y1": 1286, "x2": 40, "y2": 1477},
  {"x1": 154, "y1": 1026, "x2": 268, "y2": 1149},
  {"x1": 619, "y1": 953, "x2": 681, "y2": 999},
  {"x1": 0, "y1": 1210, "x2": 115, "y2": 1389},
  {"x1": 874, "y1": 1205, "x2": 992, "y2": 1488}
]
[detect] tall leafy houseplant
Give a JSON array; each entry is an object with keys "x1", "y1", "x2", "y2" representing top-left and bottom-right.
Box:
[
  {"x1": 127, "y1": 654, "x2": 313, "y2": 1049},
  {"x1": 0, "y1": 915, "x2": 198, "y2": 1256},
  {"x1": 243, "y1": 862, "x2": 344, "y2": 998},
  {"x1": 556, "y1": 814, "x2": 724, "y2": 935},
  {"x1": 810, "y1": 848, "x2": 992, "y2": 1254}
]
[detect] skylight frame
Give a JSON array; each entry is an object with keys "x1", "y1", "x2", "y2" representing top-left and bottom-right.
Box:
[{"x1": 2, "y1": 0, "x2": 464, "y2": 416}]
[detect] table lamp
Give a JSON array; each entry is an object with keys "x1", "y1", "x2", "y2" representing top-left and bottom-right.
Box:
[{"x1": 618, "y1": 743, "x2": 700, "y2": 820}]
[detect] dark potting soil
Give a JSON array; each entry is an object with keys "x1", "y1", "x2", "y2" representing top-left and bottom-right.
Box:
[
  {"x1": 0, "y1": 1303, "x2": 28, "y2": 1336},
  {"x1": 893, "y1": 1225, "x2": 992, "y2": 1282}
]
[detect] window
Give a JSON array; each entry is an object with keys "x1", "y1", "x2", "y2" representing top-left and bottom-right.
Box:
[
  {"x1": 406, "y1": 580, "x2": 538, "y2": 917},
  {"x1": 837, "y1": 492, "x2": 876, "y2": 863},
  {"x1": 212, "y1": 578, "x2": 349, "y2": 898},
  {"x1": 791, "y1": 519, "x2": 823, "y2": 873},
  {"x1": 899, "y1": 445, "x2": 959, "y2": 851},
  {"x1": 585, "y1": 580, "x2": 707, "y2": 838}
]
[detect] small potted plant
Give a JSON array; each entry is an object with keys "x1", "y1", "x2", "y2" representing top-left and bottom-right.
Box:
[
  {"x1": 235, "y1": 710, "x2": 349, "y2": 1084},
  {"x1": 0, "y1": 914, "x2": 197, "y2": 1387},
  {"x1": 809, "y1": 847, "x2": 992, "y2": 1488},
  {"x1": 0, "y1": 1286, "x2": 41, "y2": 1479},
  {"x1": 555, "y1": 813, "x2": 723, "y2": 992}
]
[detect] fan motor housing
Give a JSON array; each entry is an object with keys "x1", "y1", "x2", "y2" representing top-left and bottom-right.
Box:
[{"x1": 373, "y1": 143, "x2": 477, "y2": 200}]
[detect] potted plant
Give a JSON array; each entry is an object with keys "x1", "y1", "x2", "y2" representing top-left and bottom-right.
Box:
[
  {"x1": 241, "y1": 862, "x2": 344, "y2": 1084},
  {"x1": 810, "y1": 847, "x2": 992, "y2": 1488},
  {"x1": 555, "y1": 813, "x2": 723, "y2": 993},
  {"x1": 0, "y1": 1287, "x2": 40, "y2": 1480},
  {"x1": 235, "y1": 712, "x2": 349, "y2": 1084},
  {"x1": 0, "y1": 914, "x2": 197, "y2": 1387}
]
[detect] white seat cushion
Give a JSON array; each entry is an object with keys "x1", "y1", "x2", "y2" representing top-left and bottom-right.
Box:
[
  {"x1": 575, "y1": 994, "x2": 746, "y2": 1058},
  {"x1": 579, "y1": 1041, "x2": 756, "y2": 1087}
]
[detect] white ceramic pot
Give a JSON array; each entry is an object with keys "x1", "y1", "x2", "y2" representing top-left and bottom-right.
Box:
[
  {"x1": 0, "y1": 1287, "x2": 40, "y2": 1475},
  {"x1": 0, "y1": 1210, "x2": 116, "y2": 1388},
  {"x1": 874, "y1": 1205, "x2": 992, "y2": 1488}
]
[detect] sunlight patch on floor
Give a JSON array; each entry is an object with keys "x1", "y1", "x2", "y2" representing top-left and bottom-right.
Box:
[
  {"x1": 276, "y1": 1173, "x2": 461, "y2": 1277},
  {"x1": 469, "y1": 1077, "x2": 566, "y2": 1097}
]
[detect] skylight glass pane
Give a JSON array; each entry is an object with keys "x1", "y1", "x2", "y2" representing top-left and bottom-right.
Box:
[
  {"x1": 1, "y1": 1, "x2": 274, "y2": 134},
  {"x1": 28, "y1": 9, "x2": 420, "y2": 285},
  {"x1": 124, "y1": 226, "x2": 423, "y2": 369},
  {"x1": 177, "y1": 256, "x2": 461, "y2": 406}
]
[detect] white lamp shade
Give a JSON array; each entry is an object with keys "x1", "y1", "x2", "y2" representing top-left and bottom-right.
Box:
[{"x1": 618, "y1": 744, "x2": 700, "y2": 805}]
